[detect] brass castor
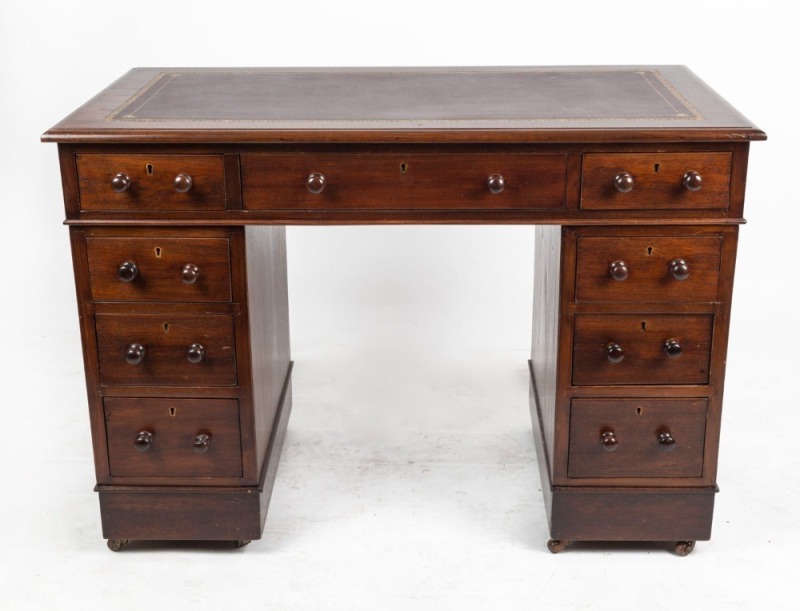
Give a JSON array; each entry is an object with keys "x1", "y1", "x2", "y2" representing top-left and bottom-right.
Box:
[
  {"x1": 234, "y1": 539, "x2": 251, "y2": 548},
  {"x1": 547, "y1": 539, "x2": 570, "y2": 554},
  {"x1": 107, "y1": 539, "x2": 128, "y2": 552},
  {"x1": 674, "y1": 541, "x2": 696, "y2": 556}
]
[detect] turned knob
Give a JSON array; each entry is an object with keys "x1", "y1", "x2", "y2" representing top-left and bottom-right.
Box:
[
  {"x1": 600, "y1": 430, "x2": 618, "y2": 452},
  {"x1": 111, "y1": 172, "x2": 131, "y2": 193},
  {"x1": 487, "y1": 174, "x2": 505, "y2": 194},
  {"x1": 117, "y1": 261, "x2": 138, "y2": 283},
  {"x1": 664, "y1": 338, "x2": 683, "y2": 359},
  {"x1": 306, "y1": 172, "x2": 326, "y2": 194},
  {"x1": 181, "y1": 263, "x2": 200, "y2": 285},
  {"x1": 606, "y1": 342, "x2": 624, "y2": 363},
  {"x1": 669, "y1": 258, "x2": 690, "y2": 281},
  {"x1": 658, "y1": 431, "x2": 676, "y2": 451},
  {"x1": 682, "y1": 171, "x2": 703, "y2": 192},
  {"x1": 613, "y1": 171, "x2": 634, "y2": 193},
  {"x1": 609, "y1": 260, "x2": 629, "y2": 281},
  {"x1": 193, "y1": 433, "x2": 212, "y2": 454},
  {"x1": 174, "y1": 173, "x2": 193, "y2": 193},
  {"x1": 186, "y1": 343, "x2": 205, "y2": 364},
  {"x1": 125, "y1": 343, "x2": 145, "y2": 365},
  {"x1": 134, "y1": 430, "x2": 154, "y2": 452}
]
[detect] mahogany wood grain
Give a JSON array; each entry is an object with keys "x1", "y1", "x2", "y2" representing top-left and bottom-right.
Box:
[
  {"x1": 76, "y1": 154, "x2": 226, "y2": 211},
  {"x1": 572, "y1": 314, "x2": 713, "y2": 386},
  {"x1": 242, "y1": 153, "x2": 567, "y2": 211},
  {"x1": 581, "y1": 153, "x2": 732, "y2": 210},
  {"x1": 575, "y1": 236, "x2": 722, "y2": 303},
  {"x1": 95, "y1": 313, "x2": 237, "y2": 386},
  {"x1": 104, "y1": 398, "x2": 242, "y2": 478},
  {"x1": 86, "y1": 236, "x2": 232, "y2": 302},
  {"x1": 568, "y1": 398, "x2": 708, "y2": 478}
]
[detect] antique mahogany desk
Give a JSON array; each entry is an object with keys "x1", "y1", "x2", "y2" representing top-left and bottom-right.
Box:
[{"x1": 43, "y1": 67, "x2": 764, "y2": 554}]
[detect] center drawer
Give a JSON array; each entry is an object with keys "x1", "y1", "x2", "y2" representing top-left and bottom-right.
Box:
[
  {"x1": 572, "y1": 314, "x2": 713, "y2": 386},
  {"x1": 104, "y1": 398, "x2": 243, "y2": 478},
  {"x1": 241, "y1": 153, "x2": 567, "y2": 210},
  {"x1": 95, "y1": 314, "x2": 237, "y2": 387}
]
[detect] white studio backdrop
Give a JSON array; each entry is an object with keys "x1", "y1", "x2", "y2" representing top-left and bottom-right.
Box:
[{"x1": 0, "y1": 1, "x2": 797, "y2": 610}]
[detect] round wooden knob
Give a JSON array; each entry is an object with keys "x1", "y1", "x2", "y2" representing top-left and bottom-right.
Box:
[
  {"x1": 117, "y1": 261, "x2": 138, "y2": 283},
  {"x1": 193, "y1": 433, "x2": 212, "y2": 454},
  {"x1": 186, "y1": 343, "x2": 205, "y2": 364},
  {"x1": 606, "y1": 342, "x2": 624, "y2": 363},
  {"x1": 111, "y1": 173, "x2": 131, "y2": 193},
  {"x1": 613, "y1": 172, "x2": 634, "y2": 193},
  {"x1": 125, "y1": 343, "x2": 145, "y2": 365},
  {"x1": 682, "y1": 171, "x2": 703, "y2": 192},
  {"x1": 174, "y1": 173, "x2": 193, "y2": 193},
  {"x1": 181, "y1": 263, "x2": 200, "y2": 285},
  {"x1": 601, "y1": 430, "x2": 618, "y2": 452},
  {"x1": 664, "y1": 338, "x2": 682, "y2": 359},
  {"x1": 487, "y1": 174, "x2": 505, "y2": 194},
  {"x1": 307, "y1": 172, "x2": 326, "y2": 194},
  {"x1": 134, "y1": 430, "x2": 154, "y2": 452},
  {"x1": 609, "y1": 260, "x2": 629, "y2": 281},
  {"x1": 658, "y1": 431, "x2": 676, "y2": 451},
  {"x1": 669, "y1": 258, "x2": 690, "y2": 281}
]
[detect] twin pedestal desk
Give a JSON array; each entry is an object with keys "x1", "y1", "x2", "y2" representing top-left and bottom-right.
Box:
[{"x1": 43, "y1": 67, "x2": 764, "y2": 554}]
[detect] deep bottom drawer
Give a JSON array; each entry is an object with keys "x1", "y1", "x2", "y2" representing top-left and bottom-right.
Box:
[
  {"x1": 568, "y1": 398, "x2": 708, "y2": 478},
  {"x1": 104, "y1": 398, "x2": 243, "y2": 478}
]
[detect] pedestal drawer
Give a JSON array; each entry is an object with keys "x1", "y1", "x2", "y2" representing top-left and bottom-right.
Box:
[
  {"x1": 104, "y1": 398, "x2": 243, "y2": 478},
  {"x1": 87, "y1": 237, "x2": 232, "y2": 302},
  {"x1": 575, "y1": 236, "x2": 722, "y2": 303},
  {"x1": 572, "y1": 314, "x2": 713, "y2": 386},
  {"x1": 95, "y1": 314, "x2": 237, "y2": 387},
  {"x1": 77, "y1": 154, "x2": 227, "y2": 211},
  {"x1": 568, "y1": 398, "x2": 708, "y2": 478}
]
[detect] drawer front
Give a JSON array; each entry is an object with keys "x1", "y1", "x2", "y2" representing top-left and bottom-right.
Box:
[
  {"x1": 104, "y1": 398, "x2": 242, "y2": 478},
  {"x1": 568, "y1": 398, "x2": 707, "y2": 478},
  {"x1": 575, "y1": 236, "x2": 722, "y2": 302},
  {"x1": 581, "y1": 152, "x2": 731, "y2": 210},
  {"x1": 96, "y1": 314, "x2": 237, "y2": 386},
  {"x1": 87, "y1": 237, "x2": 232, "y2": 302},
  {"x1": 77, "y1": 154, "x2": 226, "y2": 211},
  {"x1": 241, "y1": 153, "x2": 567, "y2": 210},
  {"x1": 572, "y1": 314, "x2": 713, "y2": 386}
]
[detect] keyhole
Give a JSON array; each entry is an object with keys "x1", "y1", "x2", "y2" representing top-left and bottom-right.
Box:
[
  {"x1": 636, "y1": 407, "x2": 643, "y2": 415},
  {"x1": 169, "y1": 406, "x2": 176, "y2": 417},
  {"x1": 646, "y1": 246, "x2": 653, "y2": 256},
  {"x1": 654, "y1": 163, "x2": 660, "y2": 173},
  {"x1": 400, "y1": 162, "x2": 408, "y2": 174},
  {"x1": 146, "y1": 163, "x2": 154, "y2": 175},
  {"x1": 155, "y1": 247, "x2": 162, "y2": 258},
  {"x1": 641, "y1": 321, "x2": 647, "y2": 332},
  {"x1": 163, "y1": 322, "x2": 170, "y2": 333}
]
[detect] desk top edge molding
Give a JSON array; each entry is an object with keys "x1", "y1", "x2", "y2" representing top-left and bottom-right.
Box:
[{"x1": 42, "y1": 66, "x2": 766, "y2": 144}]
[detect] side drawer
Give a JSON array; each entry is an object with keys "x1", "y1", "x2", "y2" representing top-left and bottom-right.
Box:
[
  {"x1": 575, "y1": 235, "x2": 722, "y2": 302},
  {"x1": 241, "y1": 153, "x2": 567, "y2": 210},
  {"x1": 76, "y1": 154, "x2": 226, "y2": 211},
  {"x1": 581, "y1": 152, "x2": 731, "y2": 210},
  {"x1": 572, "y1": 314, "x2": 713, "y2": 386},
  {"x1": 568, "y1": 398, "x2": 708, "y2": 478},
  {"x1": 104, "y1": 398, "x2": 243, "y2": 478},
  {"x1": 95, "y1": 314, "x2": 237, "y2": 387},
  {"x1": 87, "y1": 236, "x2": 232, "y2": 302}
]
